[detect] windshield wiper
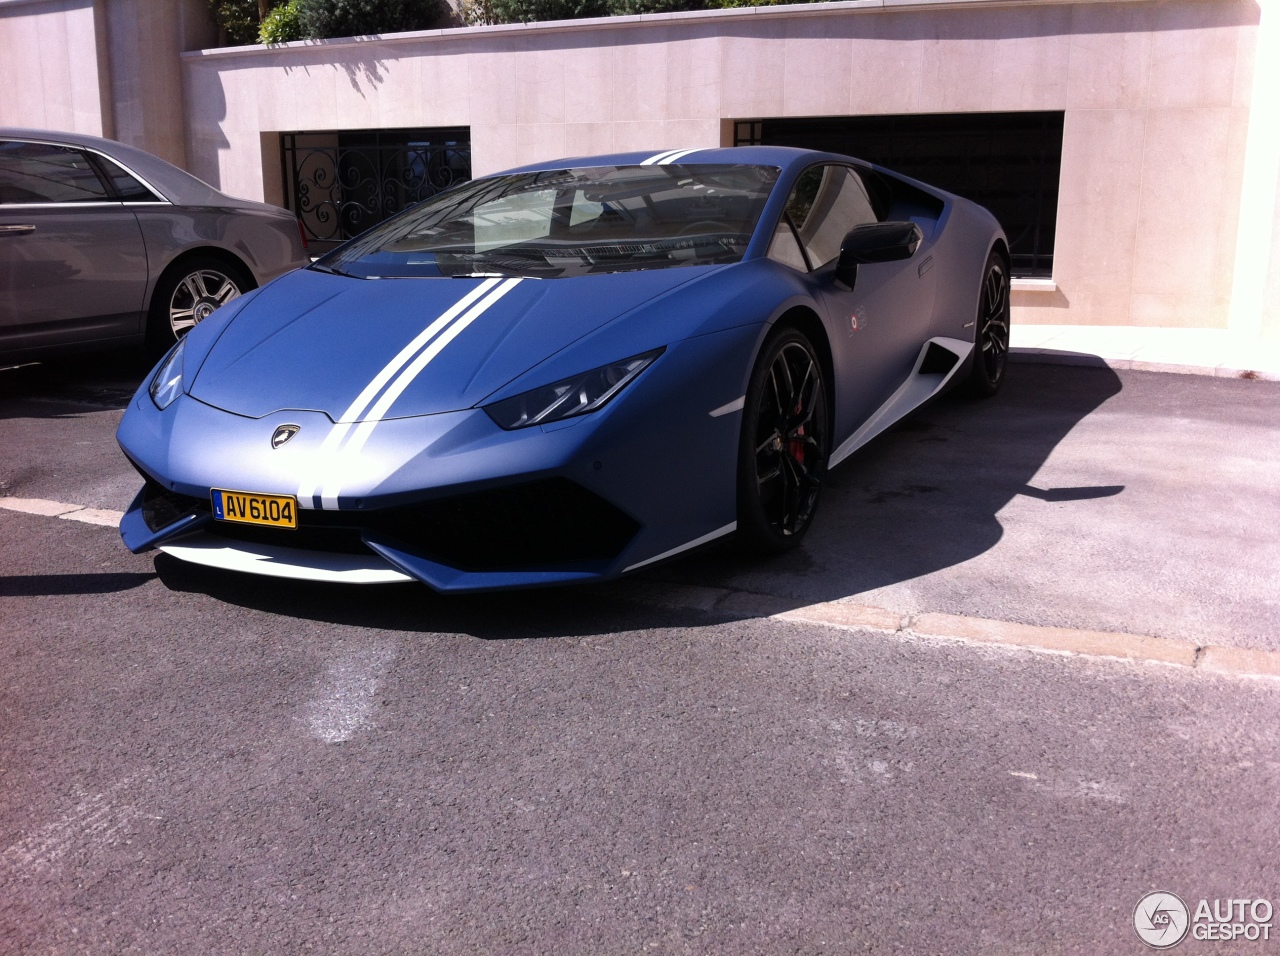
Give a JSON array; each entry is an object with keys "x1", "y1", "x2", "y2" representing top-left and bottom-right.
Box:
[{"x1": 308, "y1": 261, "x2": 351, "y2": 277}]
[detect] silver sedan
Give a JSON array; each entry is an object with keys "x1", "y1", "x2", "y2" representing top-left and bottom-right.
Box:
[{"x1": 0, "y1": 128, "x2": 309, "y2": 360}]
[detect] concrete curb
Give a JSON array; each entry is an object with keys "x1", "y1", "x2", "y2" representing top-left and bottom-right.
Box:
[
  {"x1": 909, "y1": 612, "x2": 1198, "y2": 667},
  {"x1": 6, "y1": 494, "x2": 1277, "y2": 682},
  {"x1": 1008, "y1": 348, "x2": 1280, "y2": 382},
  {"x1": 632, "y1": 585, "x2": 1280, "y2": 682},
  {"x1": 757, "y1": 599, "x2": 1280, "y2": 681}
]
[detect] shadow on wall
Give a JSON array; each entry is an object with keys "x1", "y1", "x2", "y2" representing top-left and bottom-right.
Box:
[
  {"x1": 281, "y1": 44, "x2": 391, "y2": 94},
  {"x1": 186, "y1": 62, "x2": 230, "y2": 187},
  {"x1": 153, "y1": 363, "x2": 1125, "y2": 635}
]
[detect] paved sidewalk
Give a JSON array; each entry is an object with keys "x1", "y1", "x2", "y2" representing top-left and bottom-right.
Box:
[{"x1": 1010, "y1": 324, "x2": 1280, "y2": 380}]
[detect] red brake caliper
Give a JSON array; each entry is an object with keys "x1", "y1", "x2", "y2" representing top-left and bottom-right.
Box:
[{"x1": 789, "y1": 401, "x2": 805, "y2": 463}]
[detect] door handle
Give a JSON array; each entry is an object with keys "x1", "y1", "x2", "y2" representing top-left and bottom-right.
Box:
[{"x1": 0, "y1": 224, "x2": 36, "y2": 236}]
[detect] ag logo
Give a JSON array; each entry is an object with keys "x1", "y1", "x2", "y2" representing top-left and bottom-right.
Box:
[
  {"x1": 1135, "y1": 892, "x2": 1190, "y2": 948},
  {"x1": 271, "y1": 424, "x2": 301, "y2": 449}
]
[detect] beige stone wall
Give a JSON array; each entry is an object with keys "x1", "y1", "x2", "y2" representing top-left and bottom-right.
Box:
[
  {"x1": 8, "y1": 0, "x2": 1268, "y2": 331},
  {"x1": 180, "y1": 0, "x2": 1266, "y2": 331},
  {"x1": 103, "y1": 0, "x2": 219, "y2": 168},
  {"x1": 0, "y1": 0, "x2": 216, "y2": 167},
  {"x1": 0, "y1": 0, "x2": 111, "y2": 136}
]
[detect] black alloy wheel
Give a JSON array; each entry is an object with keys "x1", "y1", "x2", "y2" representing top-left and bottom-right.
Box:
[
  {"x1": 967, "y1": 251, "x2": 1010, "y2": 397},
  {"x1": 737, "y1": 327, "x2": 830, "y2": 553}
]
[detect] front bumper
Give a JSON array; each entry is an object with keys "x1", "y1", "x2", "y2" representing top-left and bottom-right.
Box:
[
  {"x1": 121, "y1": 474, "x2": 643, "y2": 591},
  {"x1": 116, "y1": 325, "x2": 759, "y2": 592}
]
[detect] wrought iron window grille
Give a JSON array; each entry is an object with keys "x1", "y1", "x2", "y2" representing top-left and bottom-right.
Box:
[{"x1": 281, "y1": 128, "x2": 472, "y2": 249}]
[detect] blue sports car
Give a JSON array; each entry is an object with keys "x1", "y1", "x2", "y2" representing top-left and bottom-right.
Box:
[{"x1": 116, "y1": 146, "x2": 1010, "y2": 592}]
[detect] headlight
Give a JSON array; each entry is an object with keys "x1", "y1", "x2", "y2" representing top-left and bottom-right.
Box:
[
  {"x1": 485, "y1": 348, "x2": 664, "y2": 430},
  {"x1": 149, "y1": 338, "x2": 187, "y2": 410}
]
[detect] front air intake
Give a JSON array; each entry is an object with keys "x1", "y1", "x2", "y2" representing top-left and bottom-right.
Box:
[{"x1": 366, "y1": 478, "x2": 640, "y2": 572}]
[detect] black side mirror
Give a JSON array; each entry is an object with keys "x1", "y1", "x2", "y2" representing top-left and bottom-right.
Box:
[{"x1": 834, "y1": 221, "x2": 924, "y2": 289}]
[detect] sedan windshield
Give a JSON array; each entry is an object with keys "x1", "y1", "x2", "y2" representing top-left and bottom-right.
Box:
[{"x1": 316, "y1": 164, "x2": 780, "y2": 279}]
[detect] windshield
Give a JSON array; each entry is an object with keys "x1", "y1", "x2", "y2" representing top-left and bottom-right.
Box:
[{"x1": 315, "y1": 164, "x2": 781, "y2": 279}]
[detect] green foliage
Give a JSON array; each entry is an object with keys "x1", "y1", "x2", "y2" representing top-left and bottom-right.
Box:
[
  {"x1": 457, "y1": 0, "x2": 495, "y2": 25},
  {"x1": 207, "y1": 0, "x2": 261, "y2": 44},
  {"x1": 486, "y1": 0, "x2": 703, "y2": 21},
  {"x1": 706, "y1": 0, "x2": 821, "y2": 7},
  {"x1": 293, "y1": 0, "x2": 451, "y2": 38},
  {"x1": 259, "y1": 0, "x2": 304, "y2": 42},
  {"x1": 486, "y1": 0, "x2": 603, "y2": 21},
  {"x1": 607, "y1": 0, "x2": 704, "y2": 12}
]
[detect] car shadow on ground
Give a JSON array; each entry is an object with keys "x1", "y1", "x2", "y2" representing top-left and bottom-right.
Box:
[
  {"x1": 152, "y1": 363, "x2": 1124, "y2": 638},
  {"x1": 0, "y1": 572, "x2": 157, "y2": 597},
  {"x1": 653, "y1": 362, "x2": 1126, "y2": 603},
  {"x1": 0, "y1": 349, "x2": 151, "y2": 420}
]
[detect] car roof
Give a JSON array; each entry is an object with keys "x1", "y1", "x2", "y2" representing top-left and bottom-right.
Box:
[
  {"x1": 500, "y1": 145, "x2": 865, "y2": 176},
  {"x1": 0, "y1": 126, "x2": 267, "y2": 210}
]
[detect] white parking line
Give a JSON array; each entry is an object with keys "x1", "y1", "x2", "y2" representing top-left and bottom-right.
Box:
[
  {"x1": 59, "y1": 508, "x2": 123, "y2": 527},
  {"x1": 7, "y1": 492, "x2": 1280, "y2": 683},
  {"x1": 0, "y1": 497, "x2": 124, "y2": 525},
  {"x1": 0, "y1": 776, "x2": 144, "y2": 871},
  {"x1": 303, "y1": 647, "x2": 395, "y2": 743}
]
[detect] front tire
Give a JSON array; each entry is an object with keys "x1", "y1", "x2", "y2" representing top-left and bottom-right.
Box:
[
  {"x1": 147, "y1": 256, "x2": 252, "y2": 353},
  {"x1": 737, "y1": 327, "x2": 831, "y2": 554},
  {"x1": 966, "y1": 251, "x2": 1010, "y2": 397}
]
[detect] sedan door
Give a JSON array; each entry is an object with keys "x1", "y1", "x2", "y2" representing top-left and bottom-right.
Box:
[{"x1": 0, "y1": 140, "x2": 148, "y2": 354}]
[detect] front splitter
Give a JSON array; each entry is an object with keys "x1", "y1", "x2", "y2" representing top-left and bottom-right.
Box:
[{"x1": 158, "y1": 532, "x2": 412, "y2": 584}]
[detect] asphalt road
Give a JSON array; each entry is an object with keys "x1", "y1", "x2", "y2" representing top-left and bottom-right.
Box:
[
  {"x1": 3, "y1": 352, "x2": 1278, "y2": 647},
  {"x1": 2, "y1": 352, "x2": 1279, "y2": 954}
]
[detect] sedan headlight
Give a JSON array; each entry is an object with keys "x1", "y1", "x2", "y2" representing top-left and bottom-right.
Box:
[
  {"x1": 485, "y1": 349, "x2": 663, "y2": 430},
  {"x1": 149, "y1": 338, "x2": 187, "y2": 410}
]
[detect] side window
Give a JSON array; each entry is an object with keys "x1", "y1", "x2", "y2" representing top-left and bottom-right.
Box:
[
  {"x1": 0, "y1": 141, "x2": 111, "y2": 204},
  {"x1": 767, "y1": 218, "x2": 808, "y2": 272},
  {"x1": 785, "y1": 165, "x2": 880, "y2": 269},
  {"x1": 95, "y1": 156, "x2": 163, "y2": 202}
]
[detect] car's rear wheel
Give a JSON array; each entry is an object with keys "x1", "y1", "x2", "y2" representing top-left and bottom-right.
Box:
[
  {"x1": 147, "y1": 255, "x2": 252, "y2": 353},
  {"x1": 967, "y1": 251, "x2": 1010, "y2": 397},
  {"x1": 737, "y1": 327, "x2": 830, "y2": 554}
]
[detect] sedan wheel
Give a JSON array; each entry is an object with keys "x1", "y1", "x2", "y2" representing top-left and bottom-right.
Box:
[
  {"x1": 737, "y1": 328, "x2": 830, "y2": 553},
  {"x1": 147, "y1": 257, "x2": 251, "y2": 352}
]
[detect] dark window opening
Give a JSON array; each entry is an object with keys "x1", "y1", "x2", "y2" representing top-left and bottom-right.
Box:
[
  {"x1": 281, "y1": 128, "x2": 472, "y2": 252},
  {"x1": 737, "y1": 112, "x2": 1064, "y2": 278},
  {"x1": 0, "y1": 141, "x2": 110, "y2": 204}
]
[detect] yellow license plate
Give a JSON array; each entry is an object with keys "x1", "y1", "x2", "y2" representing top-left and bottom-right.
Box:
[{"x1": 211, "y1": 489, "x2": 298, "y2": 529}]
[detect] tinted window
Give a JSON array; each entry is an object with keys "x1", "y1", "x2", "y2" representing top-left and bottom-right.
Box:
[
  {"x1": 745, "y1": 112, "x2": 1065, "y2": 277},
  {"x1": 785, "y1": 165, "x2": 880, "y2": 269},
  {"x1": 96, "y1": 155, "x2": 162, "y2": 202},
  {"x1": 767, "y1": 218, "x2": 808, "y2": 272},
  {"x1": 0, "y1": 141, "x2": 110, "y2": 204},
  {"x1": 320, "y1": 164, "x2": 781, "y2": 279}
]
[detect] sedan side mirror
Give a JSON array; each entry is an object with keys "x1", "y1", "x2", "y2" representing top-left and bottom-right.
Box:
[{"x1": 834, "y1": 221, "x2": 924, "y2": 289}]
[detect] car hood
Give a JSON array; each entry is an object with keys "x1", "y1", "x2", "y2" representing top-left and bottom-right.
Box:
[{"x1": 188, "y1": 267, "x2": 707, "y2": 421}]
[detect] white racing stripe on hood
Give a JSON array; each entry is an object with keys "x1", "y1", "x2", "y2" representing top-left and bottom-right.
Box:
[
  {"x1": 639, "y1": 148, "x2": 689, "y2": 166},
  {"x1": 657, "y1": 148, "x2": 702, "y2": 165},
  {"x1": 297, "y1": 278, "x2": 501, "y2": 503},
  {"x1": 315, "y1": 276, "x2": 524, "y2": 510}
]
